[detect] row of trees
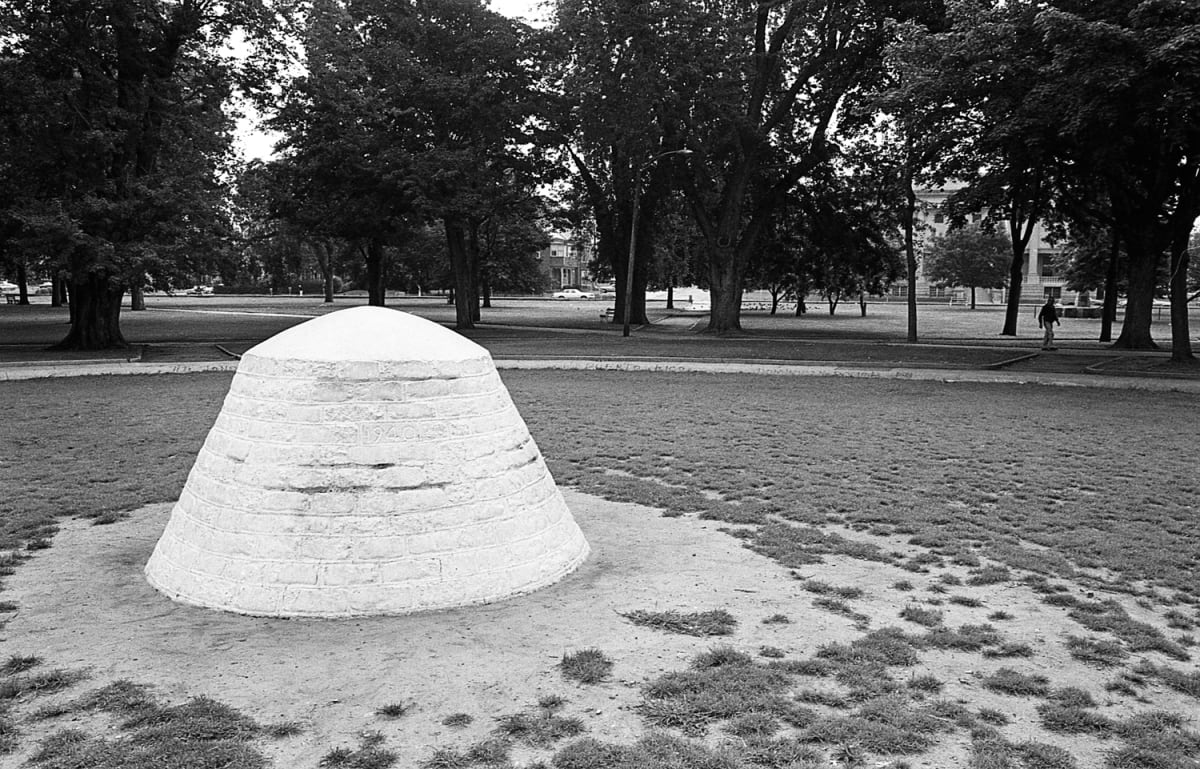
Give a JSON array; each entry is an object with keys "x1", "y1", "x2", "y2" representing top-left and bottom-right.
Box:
[{"x1": 1, "y1": 0, "x2": 1197, "y2": 356}]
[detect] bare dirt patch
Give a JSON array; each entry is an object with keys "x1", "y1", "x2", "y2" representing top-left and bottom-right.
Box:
[
  {"x1": 3, "y1": 490, "x2": 1195, "y2": 767},
  {"x1": 1, "y1": 491, "x2": 811, "y2": 766}
]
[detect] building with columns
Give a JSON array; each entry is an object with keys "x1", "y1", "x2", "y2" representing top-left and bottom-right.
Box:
[{"x1": 886, "y1": 187, "x2": 1078, "y2": 305}]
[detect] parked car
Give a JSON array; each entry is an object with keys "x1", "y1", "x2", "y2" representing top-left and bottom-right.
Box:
[
  {"x1": 553, "y1": 288, "x2": 594, "y2": 300},
  {"x1": 36, "y1": 281, "x2": 54, "y2": 295},
  {"x1": 593, "y1": 283, "x2": 616, "y2": 294},
  {"x1": 0, "y1": 280, "x2": 18, "y2": 295},
  {"x1": 186, "y1": 285, "x2": 215, "y2": 296}
]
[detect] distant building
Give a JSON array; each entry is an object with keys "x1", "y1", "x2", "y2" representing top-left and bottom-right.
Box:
[
  {"x1": 537, "y1": 234, "x2": 595, "y2": 289},
  {"x1": 886, "y1": 187, "x2": 1076, "y2": 305}
]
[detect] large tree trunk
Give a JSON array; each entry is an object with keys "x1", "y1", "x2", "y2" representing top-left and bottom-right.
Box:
[
  {"x1": 1167, "y1": 239, "x2": 1195, "y2": 362},
  {"x1": 51, "y1": 273, "x2": 65, "y2": 307},
  {"x1": 365, "y1": 238, "x2": 386, "y2": 307},
  {"x1": 705, "y1": 241, "x2": 744, "y2": 334},
  {"x1": 1112, "y1": 241, "x2": 1158, "y2": 349},
  {"x1": 444, "y1": 218, "x2": 474, "y2": 330},
  {"x1": 130, "y1": 284, "x2": 145, "y2": 310},
  {"x1": 317, "y1": 242, "x2": 335, "y2": 303},
  {"x1": 593, "y1": 210, "x2": 624, "y2": 327},
  {"x1": 613, "y1": 204, "x2": 651, "y2": 329},
  {"x1": 52, "y1": 269, "x2": 127, "y2": 350},
  {"x1": 1099, "y1": 230, "x2": 1119, "y2": 343},
  {"x1": 1000, "y1": 240, "x2": 1026, "y2": 336},
  {"x1": 15, "y1": 260, "x2": 30, "y2": 305}
]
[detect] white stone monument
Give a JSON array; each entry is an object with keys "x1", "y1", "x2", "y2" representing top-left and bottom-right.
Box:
[{"x1": 145, "y1": 306, "x2": 589, "y2": 617}]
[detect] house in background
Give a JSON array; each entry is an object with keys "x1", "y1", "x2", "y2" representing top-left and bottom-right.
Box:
[
  {"x1": 537, "y1": 233, "x2": 594, "y2": 289},
  {"x1": 886, "y1": 187, "x2": 1077, "y2": 305}
]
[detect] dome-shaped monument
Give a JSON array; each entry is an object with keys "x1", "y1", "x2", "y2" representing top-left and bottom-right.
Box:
[{"x1": 145, "y1": 307, "x2": 589, "y2": 617}]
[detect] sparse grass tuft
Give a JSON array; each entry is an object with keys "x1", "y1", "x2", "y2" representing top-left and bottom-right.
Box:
[
  {"x1": 421, "y1": 747, "x2": 469, "y2": 769},
  {"x1": 976, "y1": 707, "x2": 1009, "y2": 726},
  {"x1": 692, "y1": 645, "x2": 753, "y2": 669},
  {"x1": 0, "y1": 668, "x2": 88, "y2": 700},
  {"x1": 762, "y1": 613, "x2": 790, "y2": 624},
  {"x1": 1068, "y1": 602, "x2": 1190, "y2": 661},
  {"x1": 621, "y1": 608, "x2": 736, "y2": 636},
  {"x1": 1153, "y1": 665, "x2": 1200, "y2": 699},
  {"x1": 538, "y1": 694, "x2": 567, "y2": 712},
  {"x1": 921, "y1": 624, "x2": 1002, "y2": 652},
  {"x1": 71, "y1": 680, "x2": 156, "y2": 716},
  {"x1": 560, "y1": 648, "x2": 613, "y2": 684},
  {"x1": 1065, "y1": 635, "x2": 1129, "y2": 668},
  {"x1": 800, "y1": 580, "x2": 864, "y2": 600},
  {"x1": 966, "y1": 565, "x2": 1012, "y2": 586},
  {"x1": 722, "y1": 711, "x2": 781, "y2": 738},
  {"x1": 949, "y1": 595, "x2": 984, "y2": 608},
  {"x1": 465, "y1": 737, "x2": 510, "y2": 764},
  {"x1": 799, "y1": 693, "x2": 951, "y2": 755},
  {"x1": 376, "y1": 702, "x2": 411, "y2": 718},
  {"x1": 813, "y1": 596, "x2": 870, "y2": 626},
  {"x1": 893, "y1": 580, "x2": 914, "y2": 592},
  {"x1": 29, "y1": 693, "x2": 271, "y2": 769},
  {"x1": 553, "y1": 733, "x2": 741, "y2": 769},
  {"x1": 1163, "y1": 609, "x2": 1195, "y2": 630},
  {"x1": 264, "y1": 721, "x2": 303, "y2": 738},
  {"x1": 441, "y1": 712, "x2": 473, "y2": 728},
  {"x1": 907, "y1": 674, "x2": 944, "y2": 693},
  {"x1": 983, "y1": 642, "x2": 1034, "y2": 659},
  {"x1": 818, "y1": 628, "x2": 921, "y2": 668},
  {"x1": 758, "y1": 646, "x2": 785, "y2": 659},
  {"x1": 641, "y1": 650, "x2": 794, "y2": 735},
  {"x1": 1106, "y1": 710, "x2": 1200, "y2": 769},
  {"x1": 900, "y1": 604, "x2": 944, "y2": 627},
  {"x1": 982, "y1": 668, "x2": 1051, "y2": 697},
  {"x1": 493, "y1": 708, "x2": 585, "y2": 747},
  {"x1": 1, "y1": 655, "x2": 41, "y2": 675},
  {"x1": 1036, "y1": 702, "x2": 1115, "y2": 736},
  {"x1": 766, "y1": 658, "x2": 834, "y2": 677}
]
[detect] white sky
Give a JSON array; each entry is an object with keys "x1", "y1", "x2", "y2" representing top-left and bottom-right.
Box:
[{"x1": 236, "y1": 0, "x2": 547, "y2": 161}]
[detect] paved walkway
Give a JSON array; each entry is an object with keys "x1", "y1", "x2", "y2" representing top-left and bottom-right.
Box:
[
  {"x1": 4, "y1": 300, "x2": 1199, "y2": 391},
  {"x1": 4, "y1": 347, "x2": 1200, "y2": 393}
]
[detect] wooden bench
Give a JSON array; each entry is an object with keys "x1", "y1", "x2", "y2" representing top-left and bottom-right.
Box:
[
  {"x1": 601, "y1": 307, "x2": 615, "y2": 320},
  {"x1": 3, "y1": 294, "x2": 18, "y2": 305}
]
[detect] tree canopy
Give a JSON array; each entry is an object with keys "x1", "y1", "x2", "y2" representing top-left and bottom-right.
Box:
[{"x1": 0, "y1": 0, "x2": 287, "y2": 348}]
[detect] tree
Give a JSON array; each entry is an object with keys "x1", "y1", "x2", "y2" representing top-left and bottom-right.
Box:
[
  {"x1": 276, "y1": 0, "x2": 545, "y2": 328},
  {"x1": 647, "y1": 199, "x2": 703, "y2": 309},
  {"x1": 853, "y1": 10, "x2": 959, "y2": 340},
  {"x1": 271, "y1": 0, "x2": 421, "y2": 307},
  {"x1": 1036, "y1": 1, "x2": 1200, "y2": 359},
  {"x1": 924, "y1": 226, "x2": 1009, "y2": 309},
  {"x1": 676, "y1": 0, "x2": 943, "y2": 334},
  {"x1": 0, "y1": 0, "x2": 284, "y2": 349},
  {"x1": 907, "y1": 1, "x2": 1060, "y2": 337},
  {"x1": 803, "y1": 186, "x2": 904, "y2": 317},
  {"x1": 550, "y1": 0, "x2": 697, "y2": 329}
]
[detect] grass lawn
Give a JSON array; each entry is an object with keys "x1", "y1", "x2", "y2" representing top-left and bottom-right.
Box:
[{"x1": 2, "y1": 370, "x2": 1199, "y2": 768}]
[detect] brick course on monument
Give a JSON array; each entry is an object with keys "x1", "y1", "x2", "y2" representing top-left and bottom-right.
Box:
[{"x1": 144, "y1": 306, "x2": 589, "y2": 617}]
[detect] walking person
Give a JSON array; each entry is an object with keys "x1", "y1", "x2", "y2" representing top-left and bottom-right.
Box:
[{"x1": 1038, "y1": 296, "x2": 1060, "y2": 350}]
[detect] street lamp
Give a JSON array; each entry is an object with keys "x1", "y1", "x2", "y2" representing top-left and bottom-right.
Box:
[{"x1": 623, "y1": 148, "x2": 693, "y2": 337}]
